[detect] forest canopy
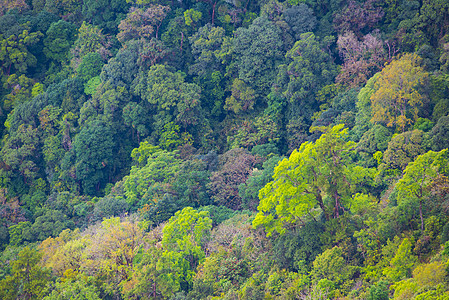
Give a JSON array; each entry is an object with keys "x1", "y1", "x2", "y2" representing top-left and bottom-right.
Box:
[{"x1": 1, "y1": 0, "x2": 449, "y2": 298}]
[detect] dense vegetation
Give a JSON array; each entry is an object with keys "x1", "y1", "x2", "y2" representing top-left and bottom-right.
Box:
[{"x1": 1, "y1": 0, "x2": 449, "y2": 298}]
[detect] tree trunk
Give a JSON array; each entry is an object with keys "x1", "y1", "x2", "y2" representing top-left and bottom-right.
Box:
[{"x1": 419, "y1": 199, "x2": 424, "y2": 232}]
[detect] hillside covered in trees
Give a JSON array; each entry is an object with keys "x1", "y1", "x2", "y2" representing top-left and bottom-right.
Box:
[{"x1": 1, "y1": 0, "x2": 449, "y2": 298}]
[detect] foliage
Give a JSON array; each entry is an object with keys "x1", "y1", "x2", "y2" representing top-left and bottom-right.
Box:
[
  {"x1": 0, "y1": 246, "x2": 51, "y2": 300},
  {"x1": 2, "y1": 1, "x2": 449, "y2": 299},
  {"x1": 370, "y1": 53, "x2": 429, "y2": 132},
  {"x1": 253, "y1": 124, "x2": 371, "y2": 235},
  {"x1": 395, "y1": 149, "x2": 448, "y2": 232}
]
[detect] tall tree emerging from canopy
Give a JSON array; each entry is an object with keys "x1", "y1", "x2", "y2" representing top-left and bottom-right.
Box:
[
  {"x1": 369, "y1": 53, "x2": 429, "y2": 132},
  {"x1": 253, "y1": 124, "x2": 373, "y2": 236}
]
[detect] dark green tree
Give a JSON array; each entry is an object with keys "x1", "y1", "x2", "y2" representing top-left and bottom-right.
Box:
[
  {"x1": 43, "y1": 20, "x2": 77, "y2": 64},
  {"x1": 233, "y1": 16, "x2": 284, "y2": 95},
  {"x1": 72, "y1": 119, "x2": 115, "y2": 195}
]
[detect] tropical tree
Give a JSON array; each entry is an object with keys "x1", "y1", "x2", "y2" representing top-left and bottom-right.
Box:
[
  {"x1": 396, "y1": 149, "x2": 449, "y2": 232},
  {"x1": 253, "y1": 124, "x2": 374, "y2": 235},
  {"x1": 370, "y1": 53, "x2": 429, "y2": 132}
]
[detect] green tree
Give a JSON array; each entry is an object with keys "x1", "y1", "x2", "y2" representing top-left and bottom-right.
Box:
[
  {"x1": 1, "y1": 124, "x2": 41, "y2": 185},
  {"x1": 430, "y1": 115, "x2": 449, "y2": 151},
  {"x1": 396, "y1": 149, "x2": 448, "y2": 232},
  {"x1": 224, "y1": 78, "x2": 256, "y2": 114},
  {"x1": 70, "y1": 22, "x2": 111, "y2": 70},
  {"x1": 279, "y1": 32, "x2": 338, "y2": 112},
  {"x1": 188, "y1": 24, "x2": 226, "y2": 77},
  {"x1": 239, "y1": 155, "x2": 283, "y2": 211},
  {"x1": 82, "y1": 0, "x2": 129, "y2": 34},
  {"x1": 44, "y1": 275, "x2": 101, "y2": 300},
  {"x1": 162, "y1": 207, "x2": 212, "y2": 287},
  {"x1": 277, "y1": 33, "x2": 338, "y2": 148},
  {"x1": 383, "y1": 238, "x2": 417, "y2": 282},
  {"x1": 233, "y1": 16, "x2": 285, "y2": 95},
  {"x1": 132, "y1": 64, "x2": 203, "y2": 134},
  {"x1": 72, "y1": 119, "x2": 115, "y2": 195},
  {"x1": 0, "y1": 246, "x2": 51, "y2": 300},
  {"x1": 76, "y1": 52, "x2": 104, "y2": 83},
  {"x1": 29, "y1": 209, "x2": 75, "y2": 242},
  {"x1": 44, "y1": 20, "x2": 77, "y2": 64},
  {"x1": 2, "y1": 74, "x2": 35, "y2": 111},
  {"x1": 253, "y1": 124, "x2": 373, "y2": 235},
  {"x1": 0, "y1": 29, "x2": 43, "y2": 75},
  {"x1": 380, "y1": 129, "x2": 427, "y2": 175},
  {"x1": 123, "y1": 149, "x2": 181, "y2": 210}
]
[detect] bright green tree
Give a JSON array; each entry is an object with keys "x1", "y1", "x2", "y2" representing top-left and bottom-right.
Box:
[
  {"x1": 253, "y1": 124, "x2": 374, "y2": 235},
  {"x1": 162, "y1": 207, "x2": 212, "y2": 287},
  {"x1": 396, "y1": 149, "x2": 449, "y2": 232},
  {"x1": 383, "y1": 238, "x2": 417, "y2": 282}
]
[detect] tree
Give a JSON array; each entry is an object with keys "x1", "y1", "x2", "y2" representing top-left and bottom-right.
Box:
[
  {"x1": 277, "y1": 32, "x2": 338, "y2": 148},
  {"x1": 333, "y1": 0, "x2": 384, "y2": 36},
  {"x1": 88, "y1": 217, "x2": 146, "y2": 287},
  {"x1": 162, "y1": 207, "x2": 212, "y2": 285},
  {"x1": 380, "y1": 129, "x2": 427, "y2": 173},
  {"x1": 283, "y1": 3, "x2": 317, "y2": 41},
  {"x1": 416, "y1": 0, "x2": 449, "y2": 46},
  {"x1": 336, "y1": 31, "x2": 387, "y2": 88},
  {"x1": 357, "y1": 124, "x2": 393, "y2": 167},
  {"x1": 132, "y1": 64, "x2": 203, "y2": 132},
  {"x1": 70, "y1": 22, "x2": 111, "y2": 70},
  {"x1": 171, "y1": 159, "x2": 211, "y2": 208},
  {"x1": 370, "y1": 53, "x2": 429, "y2": 132},
  {"x1": 312, "y1": 246, "x2": 346, "y2": 283},
  {"x1": 188, "y1": 24, "x2": 226, "y2": 77},
  {"x1": 43, "y1": 20, "x2": 77, "y2": 64},
  {"x1": 122, "y1": 102, "x2": 151, "y2": 139},
  {"x1": 253, "y1": 125, "x2": 373, "y2": 236},
  {"x1": 29, "y1": 209, "x2": 75, "y2": 242},
  {"x1": 76, "y1": 52, "x2": 104, "y2": 83},
  {"x1": 227, "y1": 114, "x2": 280, "y2": 149},
  {"x1": 44, "y1": 275, "x2": 101, "y2": 300},
  {"x1": 239, "y1": 155, "x2": 283, "y2": 211},
  {"x1": 396, "y1": 149, "x2": 448, "y2": 232},
  {"x1": 72, "y1": 119, "x2": 115, "y2": 195},
  {"x1": 0, "y1": 246, "x2": 51, "y2": 300},
  {"x1": 136, "y1": 38, "x2": 170, "y2": 69},
  {"x1": 0, "y1": 29, "x2": 43, "y2": 75},
  {"x1": 233, "y1": 16, "x2": 285, "y2": 95},
  {"x1": 224, "y1": 78, "x2": 256, "y2": 114},
  {"x1": 2, "y1": 74, "x2": 35, "y2": 110},
  {"x1": 100, "y1": 39, "x2": 140, "y2": 87},
  {"x1": 280, "y1": 32, "x2": 338, "y2": 110},
  {"x1": 117, "y1": 5, "x2": 170, "y2": 43},
  {"x1": 123, "y1": 150, "x2": 181, "y2": 210},
  {"x1": 383, "y1": 238, "x2": 417, "y2": 282},
  {"x1": 430, "y1": 115, "x2": 449, "y2": 151},
  {"x1": 207, "y1": 148, "x2": 260, "y2": 210},
  {"x1": 0, "y1": 124, "x2": 41, "y2": 185},
  {"x1": 82, "y1": 0, "x2": 130, "y2": 34}
]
